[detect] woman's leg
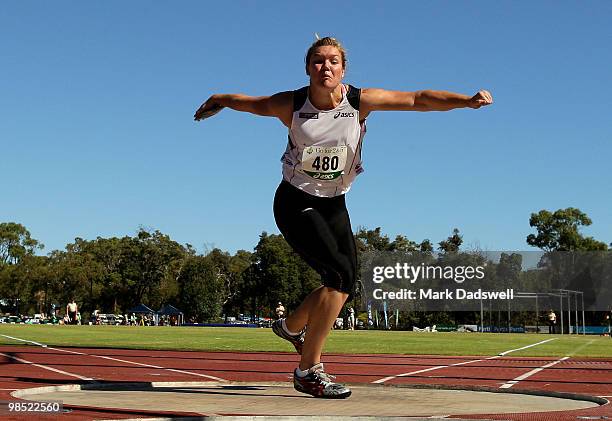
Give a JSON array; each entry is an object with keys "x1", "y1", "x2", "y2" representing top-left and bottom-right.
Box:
[
  {"x1": 284, "y1": 285, "x2": 324, "y2": 333},
  {"x1": 297, "y1": 287, "x2": 348, "y2": 370},
  {"x1": 273, "y1": 181, "x2": 356, "y2": 393},
  {"x1": 285, "y1": 286, "x2": 348, "y2": 366},
  {"x1": 281, "y1": 201, "x2": 356, "y2": 369}
]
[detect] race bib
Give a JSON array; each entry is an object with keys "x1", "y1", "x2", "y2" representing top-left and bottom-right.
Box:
[{"x1": 302, "y1": 145, "x2": 347, "y2": 180}]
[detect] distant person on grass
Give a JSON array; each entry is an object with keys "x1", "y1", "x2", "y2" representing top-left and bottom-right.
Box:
[
  {"x1": 548, "y1": 309, "x2": 557, "y2": 334},
  {"x1": 66, "y1": 299, "x2": 78, "y2": 325},
  {"x1": 194, "y1": 36, "x2": 492, "y2": 399},
  {"x1": 347, "y1": 307, "x2": 355, "y2": 330}
]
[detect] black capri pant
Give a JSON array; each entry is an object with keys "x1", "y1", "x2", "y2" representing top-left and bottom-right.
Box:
[{"x1": 273, "y1": 180, "x2": 357, "y2": 295}]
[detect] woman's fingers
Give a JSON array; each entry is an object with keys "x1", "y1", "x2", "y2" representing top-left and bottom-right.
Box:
[
  {"x1": 478, "y1": 90, "x2": 493, "y2": 104},
  {"x1": 194, "y1": 98, "x2": 224, "y2": 121},
  {"x1": 469, "y1": 90, "x2": 493, "y2": 109}
]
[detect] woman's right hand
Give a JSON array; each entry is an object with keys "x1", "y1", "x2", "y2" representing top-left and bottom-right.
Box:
[
  {"x1": 467, "y1": 90, "x2": 493, "y2": 109},
  {"x1": 194, "y1": 95, "x2": 225, "y2": 121}
]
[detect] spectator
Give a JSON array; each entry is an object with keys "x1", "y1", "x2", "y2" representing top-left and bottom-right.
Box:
[
  {"x1": 66, "y1": 299, "x2": 78, "y2": 325},
  {"x1": 347, "y1": 307, "x2": 355, "y2": 330},
  {"x1": 547, "y1": 309, "x2": 557, "y2": 334},
  {"x1": 275, "y1": 302, "x2": 286, "y2": 320}
]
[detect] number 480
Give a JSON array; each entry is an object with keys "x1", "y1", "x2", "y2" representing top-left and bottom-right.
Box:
[{"x1": 312, "y1": 156, "x2": 339, "y2": 171}]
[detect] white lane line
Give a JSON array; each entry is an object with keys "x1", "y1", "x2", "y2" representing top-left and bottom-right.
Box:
[
  {"x1": 2, "y1": 336, "x2": 228, "y2": 382},
  {"x1": 372, "y1": 357, "x2": 498, "y2": 384},
  {"x1": 47, "y1": 347, "x2": 227, "y2": 382},
  {"x1": 94, "y1": 354, "x2": 165, "y2": 368},
  {"x1": 373, "y1": 365, "x2": 446, "y2": 384},
  {"x1": 0, "y1": 352, "x2": 94, "y2": 381},
  {"x1": 166, "y1": 368, "x2": 227, "y2": 380},
  {"x1": 499, "y1": 356, "x2": 570, "y2": 389},
  {"x1": 1, "y1": 334, "x2": 47, "y2": 348},
  {"x1": 95, "y1": 355, "x2": 227, "y2": 382},
  {"x1": 373, "y1": 338, "x2": 559, "y2": 384},
  {"x1": 498, "y1": 338, "x2": 558, "y2": 356},
  {"x1": 46, "y1": 347, "x2": 86, "y2": 355}
]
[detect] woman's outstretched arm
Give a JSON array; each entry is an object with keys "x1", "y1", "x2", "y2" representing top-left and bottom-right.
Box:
[
  {"x1": 360, "y1": 88, "x2": 493, "y2": 118},
  {"x1": 194, "y1": 91, "x2": 293, "y2": 127}
]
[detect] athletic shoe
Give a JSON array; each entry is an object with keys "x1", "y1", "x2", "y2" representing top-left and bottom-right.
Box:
[
  {"x1": 293, "y1": 363, "x2": 352, "y2": 399},
  {"x1": 272, "y1": 318, "x2": 305, "y2": 354}
]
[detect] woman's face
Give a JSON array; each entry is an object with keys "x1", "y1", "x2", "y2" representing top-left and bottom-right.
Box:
[{"x1": 307, "y1": 46, "x2": 345, "y2": 89}]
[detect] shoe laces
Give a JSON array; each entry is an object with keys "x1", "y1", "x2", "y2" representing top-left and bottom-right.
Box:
[{"x1": 312, "y1": 366, "x2": 336, "y2": 385}]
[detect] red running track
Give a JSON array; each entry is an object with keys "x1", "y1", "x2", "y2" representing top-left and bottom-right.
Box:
[{"x1": 0, "y1": 345, "x2": 610, "y2": 420}]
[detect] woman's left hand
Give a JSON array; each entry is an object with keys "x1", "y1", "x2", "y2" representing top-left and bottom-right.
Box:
[
  {"x1": 194, "y1": 95, "x2": 225, "y2": 121},
  {"x1": 468, "y1": 90, "x2": 493, "y2": 109}
]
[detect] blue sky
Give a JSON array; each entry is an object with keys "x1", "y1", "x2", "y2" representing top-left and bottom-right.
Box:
[{"x1": 2, "y1": 1, "x2": 611, "y2": 255}]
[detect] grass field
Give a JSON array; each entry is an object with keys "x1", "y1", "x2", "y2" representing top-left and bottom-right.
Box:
[{"x1": 1, "y1": 325, "x2": 610, "y2": 358}]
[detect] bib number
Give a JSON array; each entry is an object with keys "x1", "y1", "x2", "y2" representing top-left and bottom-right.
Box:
[{"x1": 302, "y1": 146, "x2": 347, "y2": 180}]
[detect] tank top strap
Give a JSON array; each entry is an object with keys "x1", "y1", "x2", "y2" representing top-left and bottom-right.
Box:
[
  {"x1": 346, "y1": 84, "x2": 360, "y2": 110},
  {"x1": 293, "y1": 86, "x2": 309, "y2": 111}
]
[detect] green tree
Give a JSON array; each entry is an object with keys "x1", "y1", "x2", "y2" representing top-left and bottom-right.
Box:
[
  {"x1": 419, "y1": 239, "x2": 434, "y2": 253},
  {"x1": 355, "y1": 227, "x2": 432, "y2": 253},
  {"x1": 209, "y1": 249, "x2": 252, "y2": 317},
  {"x1": 526, "y1": 208, "x2": 607, "y2": 251},
  {"x1": 355, "y1": 227, "x2": 392, "y2": 252},
  {"x1": 438, "y1": 228, "x2": 463, "y2": 253},
  {"x1": 118, "y1": 229, "x2": 186, "y2": 310},
  {"x1": 527, "y1": 209, "x2": 609, "y2": 315},
  {"x1": 0, "y1": 222, "x2": 43, "y2": 265},
  {"x1": 0, "y1": 255, "x2": 47, "y2": 314},
  {"x1": 390, "y1": 235, "x2": 419, "y2": 252},
  {"x1": 46, "y1": 249, "x2": 95, "y2": 315},
  {"x1": 55, "y1": 230, "x2": 189, "y2": 314},
  {"x1": 178, "y1": 255, "x2": 223, "y2": 322},
  {"x1": 84, "y1": 237, "x2": 125, "y2": 313},
  {"x1": 249, "y1": 233, "x2": 304, "y2": 316},
  {"x1": 496, "y1": 253, "x2": 522, "y2": 283}
]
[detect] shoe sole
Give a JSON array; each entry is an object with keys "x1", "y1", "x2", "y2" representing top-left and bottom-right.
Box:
[{"x1": 294, "y1": 385, "x2": 352, "y2": 399}]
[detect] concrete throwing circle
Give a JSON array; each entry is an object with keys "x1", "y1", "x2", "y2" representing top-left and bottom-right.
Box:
[{"x1": 13, "y1": 381, "x2": 600, "y2": 417}]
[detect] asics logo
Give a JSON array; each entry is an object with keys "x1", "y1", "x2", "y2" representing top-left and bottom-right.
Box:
[{"x1": 334, "y1": 112, "x2": 354, "y2": 119}]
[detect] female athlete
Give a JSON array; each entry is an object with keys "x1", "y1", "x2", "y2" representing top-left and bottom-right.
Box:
[{"x1": 194, "y1": 36, "x2": 493, "y2": 399}]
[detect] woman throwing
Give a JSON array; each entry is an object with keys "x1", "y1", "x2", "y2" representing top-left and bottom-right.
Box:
[{"x1": 194, "y1": 36, "x2": 493, "y2": 399}]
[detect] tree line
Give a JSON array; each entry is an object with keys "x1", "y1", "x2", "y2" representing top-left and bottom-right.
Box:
[{"x1": 0, "y1": 207, "x2": 609, "y2": 325}]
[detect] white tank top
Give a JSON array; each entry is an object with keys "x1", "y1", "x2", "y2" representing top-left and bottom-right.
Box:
[{"x1": 281, "y1": 84, "x2": 366, "y2": 197}]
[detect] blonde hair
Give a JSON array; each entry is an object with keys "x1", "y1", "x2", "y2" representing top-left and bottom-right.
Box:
[{"x1": 305, "y1": 36, "x2": 347, "y2": 75}]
